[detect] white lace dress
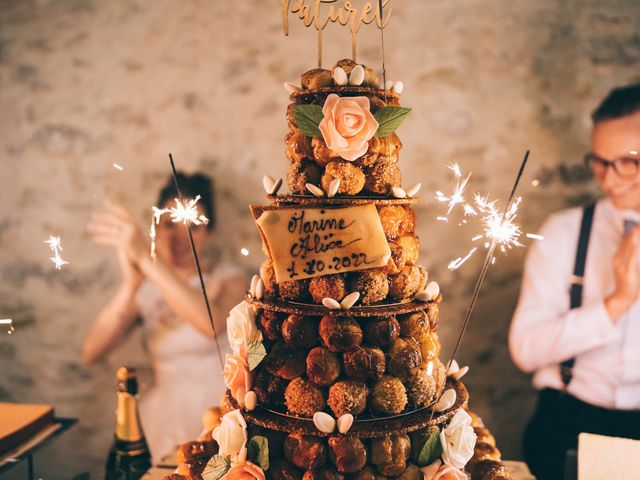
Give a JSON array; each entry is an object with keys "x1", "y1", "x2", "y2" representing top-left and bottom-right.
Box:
[{"x1": 134, "y1": 265, "x2": 238, "y2": 462}]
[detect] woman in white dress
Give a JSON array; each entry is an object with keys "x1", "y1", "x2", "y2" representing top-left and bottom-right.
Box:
[{"x1": 82, "y1": 172, "x2": 246, "y2": 461}]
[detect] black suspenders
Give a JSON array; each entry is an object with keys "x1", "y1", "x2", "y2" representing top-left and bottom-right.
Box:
[{"x1": 560, "y1": 203, "x2": 596, "y2": 387}]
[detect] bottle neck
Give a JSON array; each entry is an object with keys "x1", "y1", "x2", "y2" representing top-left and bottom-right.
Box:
[{"x1": 115, "y1": 391, "x2": 144, "y2": 443}]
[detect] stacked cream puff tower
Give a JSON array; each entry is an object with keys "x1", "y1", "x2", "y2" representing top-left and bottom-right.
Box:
[{"x1": 204, "y1": 60, "x2": 512, "y2": 480}]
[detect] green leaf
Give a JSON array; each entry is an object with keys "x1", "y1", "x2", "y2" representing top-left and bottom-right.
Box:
[
  {"x1": 247, "y1": 435, "x2": 270, "y2": 471},
  {"x1": 247, "y1": 339, "x2": 267, "y2": 371},
  {"x1": 202, "y1": 454, "x2": 232, "y2": 480},
  {"x1": 293, "y1": 104, "x2": 324, "y2": 137},
  {"x1": 417, "y1": 425, "x2": 443, "y2": 467},
  {"x1": 374, "y1": 106, "x2": 412, "y2": 137}
]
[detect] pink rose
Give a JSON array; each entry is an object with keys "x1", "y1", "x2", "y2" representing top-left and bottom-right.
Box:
[
  {"x1": 421, "y1": 460, "x2": 467, "y2": 480},
  {"x1": 319, "y1": 94, "x2": 379, "y2": 161},
  {"x1": 221, "y1": 461, "x2": 266, "y2": 480},
  {"x1": 224, "y1": 354, "x2": 252, "y2": 406}
]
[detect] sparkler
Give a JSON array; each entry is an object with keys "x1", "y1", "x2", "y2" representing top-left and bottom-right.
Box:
[
  {"x1": 428, "y1": 150, "x2": 531, "y2": 424},
  {"x1": 378, "y1": 0, "x2": 387, "y2": 103},
  {"x1": 1, "y1": 319, "x2": 15, "y2": 335},
  {"x1": 166, "y1": 153, "x2": 224, "y2": 371},
  {"x1": 44, "y1": 235, "x2": 69, "y2": 270},
  {"x1": 113, "y1": 163, "x2": 124, "y2": 171},
  {"x1": 149, "y1": 213, "x2": 158, "y2": 260}
]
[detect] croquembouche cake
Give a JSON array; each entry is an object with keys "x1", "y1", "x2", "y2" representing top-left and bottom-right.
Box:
[{"x1": 163, "y1": 58, "x2": 514, "y2": 480}]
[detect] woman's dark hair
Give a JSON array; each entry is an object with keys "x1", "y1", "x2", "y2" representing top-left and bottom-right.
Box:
[
  {"x1": 592, "y1": 83, "x2": 640, "y2": 123},
  {"x1": 156, "y1": 172, "x2": 216, "y2": 230}
]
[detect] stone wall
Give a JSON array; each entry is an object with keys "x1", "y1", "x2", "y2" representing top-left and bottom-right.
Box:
[{"x1": 1, "y1": 0, "x2": 639, "y2": 477}]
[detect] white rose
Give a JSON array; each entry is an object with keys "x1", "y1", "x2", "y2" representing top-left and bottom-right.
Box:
[
  {"x1": 439, "y1": 409, "x2": 476, "y2": 469},
  {"x1": 212, "y1": 409, "x2": 248, "y2": 460},
  {"x1": 227, "y1": 301, "x2": 261, "y2": 356}
]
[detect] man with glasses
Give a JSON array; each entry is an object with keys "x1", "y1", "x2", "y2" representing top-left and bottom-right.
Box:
[{"x1": 509, "y1": 84, "x2": 640, "y2": 480}]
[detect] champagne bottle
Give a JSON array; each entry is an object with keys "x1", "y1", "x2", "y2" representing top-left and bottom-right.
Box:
[{"x1": 105, "y1": 367, "x2": 152, "y2": 480}]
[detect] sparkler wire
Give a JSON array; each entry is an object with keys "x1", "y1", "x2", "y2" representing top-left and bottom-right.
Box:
[
  {"x1": 429, "y1": 150, "x2": 530, "y2": 423},
  {"x1": 379, "y1": 0, "x2": 387, "y2": 103},
  {"x1": 168, "y1": 153, "x2": 224, "y2": 371}
]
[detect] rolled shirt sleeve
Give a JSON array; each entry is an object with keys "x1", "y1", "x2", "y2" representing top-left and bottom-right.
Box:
[{"x1": 509, "y1": 209, "x2": 621, "y2": 374}]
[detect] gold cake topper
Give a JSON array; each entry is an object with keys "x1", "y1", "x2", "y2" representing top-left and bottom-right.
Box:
[{"x1": 281, "y1": 0, "x2": 392, "y2": 66}]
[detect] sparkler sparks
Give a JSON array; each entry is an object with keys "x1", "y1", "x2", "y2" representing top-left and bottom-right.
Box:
[
  {"x1": 436, "y1": 163, "x2": 539, "y2": 270},
  {"x1": 44, "y1": 235, "x2": 68, "y2": 270},
  {"x1": 448, "y1": 248, "x2": 478, "y2": 270},
  {"x1": 149, "y1": 196, "x2": 210, "y2": 258},
  {"x1": 477, "y1": 195, "x2": 523, "y2": 254},
  {"x1": 153, "y1": 196, "x2": 209, "y2": 227},
  {"x1": 435, "y1": 163, "x2": 472, "y2": 215}
]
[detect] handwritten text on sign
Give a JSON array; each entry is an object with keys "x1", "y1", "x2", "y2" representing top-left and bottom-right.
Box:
[{"x1": 256, "y1": 204, "x2": 391, "y2": 283}]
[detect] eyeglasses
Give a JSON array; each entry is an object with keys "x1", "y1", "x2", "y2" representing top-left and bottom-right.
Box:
[{"x1": 584, "y1": 152, "x2": 640, "y2": 178}]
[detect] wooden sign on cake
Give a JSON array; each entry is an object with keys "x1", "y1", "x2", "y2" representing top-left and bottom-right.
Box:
[{"x1": 253, "y1": 203, "x2": 391, "y2": 283}]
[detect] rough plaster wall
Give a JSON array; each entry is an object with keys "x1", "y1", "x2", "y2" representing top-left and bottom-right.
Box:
[{"x1": 1, "y1": 0, "x2": 639, "y2": 477}]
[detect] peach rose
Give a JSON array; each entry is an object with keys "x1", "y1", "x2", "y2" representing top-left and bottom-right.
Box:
[
  {"x1": 319, "y1": 94, "x2": 379, "y2": 161},
  {"x1": 224, "y1": 354, "x2": 252, "y2": 406},
  {"x1": 221, "y1": 461, "x2": 265, "y2": 480},
  {"x1": 421, "y1": 460, "x2": 467, "y2": 480}
]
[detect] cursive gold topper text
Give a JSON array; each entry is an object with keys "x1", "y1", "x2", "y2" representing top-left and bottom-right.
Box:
[{"x1": 281, "y1": 0, "x2": 392, "y2": 35}]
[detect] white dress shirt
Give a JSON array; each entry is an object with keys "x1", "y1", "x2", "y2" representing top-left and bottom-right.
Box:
[{"x1": 510, "y1": 198, "x2": 640, "y2": 410}]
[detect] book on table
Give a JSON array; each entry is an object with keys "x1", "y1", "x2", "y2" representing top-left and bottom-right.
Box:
[{"x1": 0, "y1": 403, "x2": 55, "y2": 454}]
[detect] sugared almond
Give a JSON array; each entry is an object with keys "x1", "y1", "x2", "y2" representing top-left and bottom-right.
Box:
[
  {"x1": 391, "y1": 186, "x2": 407, "y2": 198},
  {"x1": 349, "y1": 65, "x2": 365, "y2": 86},
  {"x1": 406, "y1": 182, "x2": 422, "y2": 197},
  {"x1": 337, "y1": 414, "x2": 354, "y2": 434},
  {"x1": 250, "y1": 274, "x2": 260, "y2": 297},
  {"x1": 263, "y1": 175, "x2": 276, "y2": 195},
  {"x1": 434, "y1": 388, "x2": 456, "y2": 412},
  {"x1": 393, "y1": 80, "x2": 404, "y2": 94},
  {"x1": 452, "y1": 366, "x2": 469, "y2": 381},
  {"x1": 284, "y1": 82, "x2": 301, "y2": 93},
  {"x1": 322, "y1": 297, "x2": 342, "y2": 310},
  {"x1": 306, "y1": 183, "x2": 324, "y2": 197},
  {"x1": 255, "y1": 278, "x2": 264, "y2": 300},
  {"x1": 333, "y1": 67, "x2": 348, "y2": 86},
  {"x1": 313, "y1": 411, "x2": 336, "y2": 433},
  {"x1": 385, "y1": 79, "x2": 394, "y2": 90},
  {"x1": 340, "y1": 291, "x2": 360, "y2": 310},
  {"x1": 244, "y1": 391, "x2": 257, "y2": 411},
  {"x1": 446, "y1": 359, "x2": 460, "y2": 376},
  {"x1": 327, "y1": 179, "x2": 341, "y2": 198},
  {"x1": 425, "y1": 281, "x2": 440, "y2": 299},
  {"x1": 269, "y1": 178, "x2": 283, "y2": 196}
]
